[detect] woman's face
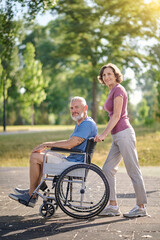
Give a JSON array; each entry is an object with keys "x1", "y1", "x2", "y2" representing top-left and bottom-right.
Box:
[{"x1": 102, "y1": 67, "x2": 117, "y2": 88}]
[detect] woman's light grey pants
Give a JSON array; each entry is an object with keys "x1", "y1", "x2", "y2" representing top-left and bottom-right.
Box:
[{"x1": 102, "y1": 127, "x2": 147, "y2": 205}]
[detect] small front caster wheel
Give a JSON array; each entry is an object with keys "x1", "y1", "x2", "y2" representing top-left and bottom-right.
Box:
[
  {"x1": 39, "y1": 202, "x2": 55, "y2": 218},
  {"x1": 47, "y1": 199, "x2": 59, "y2": 211}
]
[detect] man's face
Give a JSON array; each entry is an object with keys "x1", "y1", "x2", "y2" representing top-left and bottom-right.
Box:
[{"x1": 70, "y1": 100, "x2": 85, "y2": 121}]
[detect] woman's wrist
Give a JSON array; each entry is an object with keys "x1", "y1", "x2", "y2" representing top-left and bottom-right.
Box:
[{"x1": 102, "y1": 132, "x2": 108, "y2": 138}]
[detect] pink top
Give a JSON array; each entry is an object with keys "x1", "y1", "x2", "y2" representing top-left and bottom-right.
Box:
[{"x1": 104, "y1": 84, "x2": 131, "y2": 134}]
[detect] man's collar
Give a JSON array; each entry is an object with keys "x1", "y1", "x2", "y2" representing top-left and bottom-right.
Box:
[{"x1": 77, "y1": 115, "x2": 88, "y2": 125}]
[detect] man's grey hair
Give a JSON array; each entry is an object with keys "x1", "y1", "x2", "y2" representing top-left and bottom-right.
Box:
[{"x1": 70, "y1": 96, "x2": 87, "y2": 106}]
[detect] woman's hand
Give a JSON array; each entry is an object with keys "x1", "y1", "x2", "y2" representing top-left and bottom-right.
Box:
[{"x1": 94, "y1": 134, "x2": 106, "y2": 142}]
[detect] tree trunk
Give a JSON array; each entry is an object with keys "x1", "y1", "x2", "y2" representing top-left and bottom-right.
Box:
[
  {"x1": 31, "y1": 105, "x2": 35, "y2": 125},
  {"x1": 91, "y1": 77, "x2": 97, "y2": 122},
  {"x1": 3, "y1": 75, "x2": 6, "y2": 132}
]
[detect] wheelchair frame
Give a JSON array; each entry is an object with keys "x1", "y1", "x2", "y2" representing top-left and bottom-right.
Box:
[{"x1": 26, "y1": 138, "x2": 110, "y2": 219}]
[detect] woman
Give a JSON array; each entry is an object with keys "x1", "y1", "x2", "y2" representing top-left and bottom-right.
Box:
[{"x1": 94, "y1": 63, "x2": 147, "y2": 218}]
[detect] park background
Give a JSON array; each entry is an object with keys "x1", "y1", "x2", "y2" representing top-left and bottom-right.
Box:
[{"x1": 0, "y1": 0, "x2": 160, "y2": 167}]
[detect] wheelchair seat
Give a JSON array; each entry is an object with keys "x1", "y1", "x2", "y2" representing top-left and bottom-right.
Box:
[{"x1": 42, "y1": 137, "x2": 97, "y2": 176}]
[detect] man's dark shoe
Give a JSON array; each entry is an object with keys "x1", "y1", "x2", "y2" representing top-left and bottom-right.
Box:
[
  {"x1": 14, "y1": 188, "x2": 29, "y2": 195},
  {"x1": 9, "y1": 192, "x2": 37, "y2": 208}
]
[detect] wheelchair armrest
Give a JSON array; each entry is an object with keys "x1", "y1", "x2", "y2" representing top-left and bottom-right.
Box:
[{"x1": 50, "y1": 147, "x2": 83, "y2": 153}]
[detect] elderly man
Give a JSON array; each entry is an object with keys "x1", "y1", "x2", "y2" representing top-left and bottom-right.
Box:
[{"x1": 9, "y1": 96, "x2": 97, "y2": 207}]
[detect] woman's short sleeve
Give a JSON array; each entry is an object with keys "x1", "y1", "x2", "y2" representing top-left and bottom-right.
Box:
[{"x1": 113, "y1": 86, "x2": 124, "y2": 99}]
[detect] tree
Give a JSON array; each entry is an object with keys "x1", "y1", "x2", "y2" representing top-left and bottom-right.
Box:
[
  {"x1": 49, "y1": 0, "x2": 160, "y2": 121},
  {"x1": 137, "y1": 70, "x2": 158, "y2": 124},
  {"x1": 0, "y1": 1, "x2": 14, "y2": 131},
  {"x1": 20, "y1": 0, "x2": 160, "y2": 123},
  {"x1": 1, "y1": 0, "x2": 159, "y2": 126},
  {"x1": 0, "y1": 0, "x2": 58, "y2": 130},
  {"x1": 136, "y1": 42, "x2": 160, "y2": 122},
  {"x1": 19, "y1": 43, "x2": 48, "y2": 125},
  {"x1": 149, "y1": 44, "x2": 160, "y2": 120},
  {"x1": 21, "y1": 22, "x2": 93, "y2": 124},
  {"x1": 137, "y1": 98, "x2": 150, "y2": 125},
  {"x1": 0, "y1": 1, "x2": 23, "y2": 130}
]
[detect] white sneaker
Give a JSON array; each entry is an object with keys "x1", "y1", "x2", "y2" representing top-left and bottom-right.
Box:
[
  {"x1": 123, "y1": 205, "x2": 147, "y2": 218},
  {"x1": 99, "y1": 205, "x2": 121, "y2": 216}
]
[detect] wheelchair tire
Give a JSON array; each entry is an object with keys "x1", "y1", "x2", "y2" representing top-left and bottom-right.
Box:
[
  {"x1": 47, "y1": 198, "x2": 59, "y2": 211},
  {"x1": 39, "y1": 202, "x2": 55, "y2": 218},
  {"x1": 55, "y1": 164, "x2": 110, "y2": 219}
]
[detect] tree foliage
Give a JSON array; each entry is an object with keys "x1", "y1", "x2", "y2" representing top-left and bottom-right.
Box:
[
  {"x1": 48, "y1": 0, "x2": 160, "y2": 121},
  {"x1": 0, "y1": 0, "x2": 160, "y2": 127},
  {"x1": 0, "y1": 0, "x2": 58, "y2": 130},
  {"x1": 137, "y1": 98, "x2": 150, "y2": 125},
  {"x1": 19, "y1": 43, "x2": 48, "y2": 124}
]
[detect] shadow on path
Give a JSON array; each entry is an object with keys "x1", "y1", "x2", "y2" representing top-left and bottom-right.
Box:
[
  {"x1": 117, "y1": 190, "x2": 158, "y2": 199},
  {"x1": 0, "y1": 214, "x2": 129, "y2": 240}
]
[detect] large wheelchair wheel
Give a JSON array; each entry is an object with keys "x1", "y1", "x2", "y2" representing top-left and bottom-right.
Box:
[{"x1": 55, "y1": 164, "x2": 110, "y2": 219}]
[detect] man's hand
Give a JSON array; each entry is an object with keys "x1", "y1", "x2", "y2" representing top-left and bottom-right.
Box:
[{"x1": 32, "y1": 144, "x2": 47, "y2": 153}]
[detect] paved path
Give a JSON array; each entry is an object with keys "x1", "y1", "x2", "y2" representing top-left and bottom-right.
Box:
[{"x1": 0, "y1": 167, "x2": 160, "y2": 240}]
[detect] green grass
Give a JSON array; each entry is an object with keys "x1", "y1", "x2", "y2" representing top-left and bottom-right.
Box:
[
  {"x1": 0, "y1": 125, "x2": 74, "y2": 132},
  {"x1": 0, "y1": 124, "x2": 160, "y2": 167}
]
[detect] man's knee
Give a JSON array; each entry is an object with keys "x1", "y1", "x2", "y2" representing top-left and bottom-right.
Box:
[{"x1": 30, "y1": 152, "x2": 43, "y2": 165}]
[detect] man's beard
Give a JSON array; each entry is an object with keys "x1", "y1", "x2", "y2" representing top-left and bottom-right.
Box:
[{"x1": 71, "y1": 112, "x2": 84, "y2": 121}]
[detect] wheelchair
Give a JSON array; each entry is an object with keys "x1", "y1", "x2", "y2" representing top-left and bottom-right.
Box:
[{"x1": 27, "y1": 138, "x2": 110, "y2": 219}]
